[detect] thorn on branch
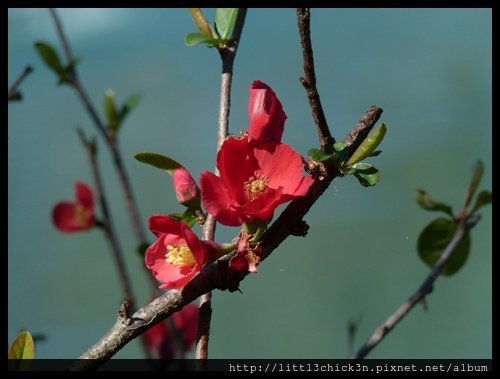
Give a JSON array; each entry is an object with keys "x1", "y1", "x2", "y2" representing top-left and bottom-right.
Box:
[{"x1": 290, "y1": 220, "x2": 310, "y2": 237}]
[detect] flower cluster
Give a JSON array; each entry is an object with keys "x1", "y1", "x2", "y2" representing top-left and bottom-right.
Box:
[
  {"x1": 52, "y1": 81, "x2": 314, "y2": 290},
  {"x1": 144, "y1": 80, "x2": 313, "y2": 289}
]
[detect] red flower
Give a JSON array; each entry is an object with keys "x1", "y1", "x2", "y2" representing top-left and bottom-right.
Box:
[
  {"x1": 248, "y1": 80, "x2": 286, "y2": 143},
  {"x1": 172, "y1": 168, "x2": 201, "y2": 208},
  {"x1": 200, "y1": 137, "x2": 314, "y2": 226},
  {"x1": 145, "y1": 215, "x2": 211, "y2": 289},
  {"x1": 144, "y1": 302, "x2": 198, "y2": 359},
  {"x1": 229, "y1": 230, "x2": 261, "y2": 273},
  {"x1": 52, "y1": 182, "x2": 95, "y2": 233}
]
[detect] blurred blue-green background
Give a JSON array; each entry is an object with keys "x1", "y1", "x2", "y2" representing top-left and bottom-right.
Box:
[{"x1": 8, "y1": 8, "x2": 491, "y2": 359}]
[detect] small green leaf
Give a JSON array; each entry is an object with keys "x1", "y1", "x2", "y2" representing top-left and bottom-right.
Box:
[
  {"x1": 333, "y1": 142, "x2": 349, "y2": 163},
  {"x1": 182, "y1": 208, "x2": 199, "y2": 228},
  {"x1": 34, "y1": 42, "x2": 64, "y2": 74},
  {"x1": 417, "y1": 218, "x2": 470, "y2": 276},
  {"x1": 369, "y1": 150, "x2": 382, "y2": 157},
  {"x1": 345, "y1": 123, "x2": 387, "y2": 166},
  {"x1": 104, "y1": 90, "x2": 120, "y2": 132},
  {"x1": 308, "y1": 148, "x2": 332, "y2": 162},
  {"x1": 8, "y1": 331, "x2": 35, "y2": 360},
  {"x1": 188, "y1": 8, "x2": 216, "y2": 39},
  {"x1": 471, "y1": 190, "x2": 492, "y2": 214},
  {"x1": 352, "y1": 163, "x2": 380, "y2": 187},
  {"x1": 134, "y1": 152, "x2": 184, "y2": 174},
  {"x1": 185, "y1": 32, "x2": 211, "y2": 46},
  {"x1": 215, "y1": 8, "x2": 238, "y2": 40},
  {"x1": 168, "y1": 212, "x2": 184, "y2": 222},
  {"x1": 119, "y1": 94, "x2": 141, "y2": 122},
  {"x1": 415, "y1": 189, "x2": 454, "y2": 217},
  {"x1": 464, "y1": 160, "x2": 484, "y2": 209}
]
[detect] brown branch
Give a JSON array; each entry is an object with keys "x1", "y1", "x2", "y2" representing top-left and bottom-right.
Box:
[
  {"x1": 48, "y1": 9, "x2": 153, "y2": 287},
  {"x1": 297, "y1": 8, "x2": 334, "y2": 151},
  {"x1": 196, "y1": 9, "x2": 247, "y2": 365},
  {"x1": 69, "y1": 106, "x2": 382, "y2": 370},
  {"x1": 79, "y1": 132, "x2": 153, "y2": 360},
  {"x1": 8, "y1": 65, "x2": 33, "y2": 102},
  {"x1": 353, "y1": 215, "x2": 480, "y2": 360}
]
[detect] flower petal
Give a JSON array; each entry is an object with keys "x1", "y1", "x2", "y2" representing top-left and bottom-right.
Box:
[
  {"x1": 254, "y1": 142, "x2": 307, "y2": 194},
  {"x1": 75, "y1": 182, "x2": 94, "y2": 210},
  {"x1": 200, "y1": 171, "x2": 245, "y2": 226},
  {"x1": 148, "y1": 214, "x2": 182, "y2": 238},
  {"x1": 248, "y1": 80, "x2": 286, "y2": 143},
  {"x1": 52, "y1": 202, "x2": 79, "y2": 233},
  {"x1": 216, "y1": 137, "x2": 256, "y2": 203},
  {"x1": 181, "y1": 222, "x2": 207, "y2": 266}
]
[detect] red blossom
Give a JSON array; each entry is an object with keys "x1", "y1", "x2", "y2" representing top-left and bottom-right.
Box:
[
  {"x1": 144, "y1": 302, "x2": 198, "y2": 359},
  {"x1": 200, "y1": 137, "x2": 314, "y2": 226},
  {"x1": 229, "y1": 230, "x2": 261, "y2": 273},
  {"x1": 52, "y1": 182, "x2": 95, "y2": 233},
  {"x1": 248, "y1": 80, "x2": 286, "y2": 143},
  {"x1": 172, "y1": 168, "x2": 201, "y2": 208},
  {"x1": 145, "y1": 214, "x2": 213, "y2": 289}
]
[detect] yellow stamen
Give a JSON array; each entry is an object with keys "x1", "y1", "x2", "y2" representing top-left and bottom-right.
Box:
[
  {"x1": 244, "y1": 173, "x2": 270, "y2": 201},
  {"x1": 165, "y1": 245, "x2": 196, "y2": 266},
  {"x1": 74, "y1": 204, "x2": 90, "y2": 226}
]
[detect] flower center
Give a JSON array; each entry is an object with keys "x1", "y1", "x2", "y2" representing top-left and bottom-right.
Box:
[
  {"x1": 74, "y1": 204, "x2": 90, "y2": 226},
  {"x1": 165, "y1": 245, "x2": 196, "y2": 266},
  {"x1": 244, "y1": 173, "x2": 270, "y2": 201}
]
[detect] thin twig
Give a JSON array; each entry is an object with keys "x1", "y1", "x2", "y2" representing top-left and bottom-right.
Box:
[
  {"x1": 69, "y1": 106, "x2": 381, "y2": 370},
  {"x1": 297, "y1": 8, "x2": 334, "y2": 151},
  {"x1": 196, "y1": 9, "x2": 248, "y2": 365},
  {"x1": 80, "y1": 132, "x2": 153, "y2": 360},
  {"x1": 353, "y1": 215, "x2": 480, "y2": 360},
  {"x1": 48, "y1": 9, "x2": 153, "y2": 285},
  {"x1": 8, "y1": 65, "x2": 33, "y2": 102}
]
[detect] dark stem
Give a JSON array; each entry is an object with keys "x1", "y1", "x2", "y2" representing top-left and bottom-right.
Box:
[
  {"x1": 69, "y1": 106, "x2": 382, "y2": 369},
  {"x1": 48, "y1": 9, "x2": 152, "y2": 285},
  {"x1": 195, "y1": 8, "x2": 247, "y2": 364},
  {"x1": 297, "y1": 8, "x2": 334, "y2": 151},
  {"x1": 81, "y1": 135, "x2": 153, "y2": 360},
  {"x1": 353, "y1": 215, "x2": 479, "y2": 360},
  {"x1": 8, "y1": 65, "x2": 33, "y2": 102},
  {"x1": 49, "y1": 8, "x2": 73, "y2": 64}
]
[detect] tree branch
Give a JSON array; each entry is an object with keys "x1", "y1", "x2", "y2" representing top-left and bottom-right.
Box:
[
  {"x1": 79, "y1": 131, "x2": 152, "y2": 360},
  {"x1": 8, "y1": 65, "x2": 33, "y2": 102},
  {"x1": 353, "y1": 215, "x2": 480, "y2": 360},
  {"x1": 297, "y1": 8, "x2": 334, "y2": 151},
  {"x1": 196, "y1": 9, "x2": 248, "y2": 365},
  {"x1": 69, "y1": 106, "x2": 382, "y2": 370},
  {"x1": 48, "y1": 9, "x2": 154, "y2": 288}
]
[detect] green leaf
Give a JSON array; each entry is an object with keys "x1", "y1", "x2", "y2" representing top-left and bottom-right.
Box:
[
  {"x1": 134, "y1": 152, "x2": 184, "y2": 174},
  {"x1": 345, "y1": 123, "x2": 387, "y2": 166},
  {"x1": 168, "y1": 210, "x2": 198, "y2": 228},
  {"x1": 185, "y1": 32, "x2": 211, "y2": 46},
  {"x1": 333, "y1": 142, "x2": 349, "y2": 163},
  {"x1": 34, "y1": 42, "x2": 64, "y2": 74},
  {"x1": 188, "y1": 8, "x2": 216, "y2": 38},
  {"x1": 182, "y1": 208, "x2": 199, "y2": 228},
  {"x1": 417, "y1": 218, "x2": 470, "y2": 276},
  {"x1": 8, "y1": 331, "x2": 35, "y2": 360},
  {"x1": 369, "y1": 150, "x2": 382, "y2": 157},
  {"x1": 464, "y1": 160, "x2": 484, "y2": 209},
  {"x1": 215, "y1": 8, "x2": 238, "y2": 40},
  {"x1": 308, "y1": 148, "x2": 332, "y2": 162},
  {"x1": 471, "y1": 190, "x2": 492, "y2": 214},
  {"x1": 352, "y1": 163, "x2": 380, "y2": 187},
  {"x1": 415, "y1": 189, "x2": 454, "y2": 217},
  {"x1": 104, "y1": 90, "x2": 120, "y2": 132},
  {"x1": 119, "y1": 94, "x2": 141, "y2": 122}
]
